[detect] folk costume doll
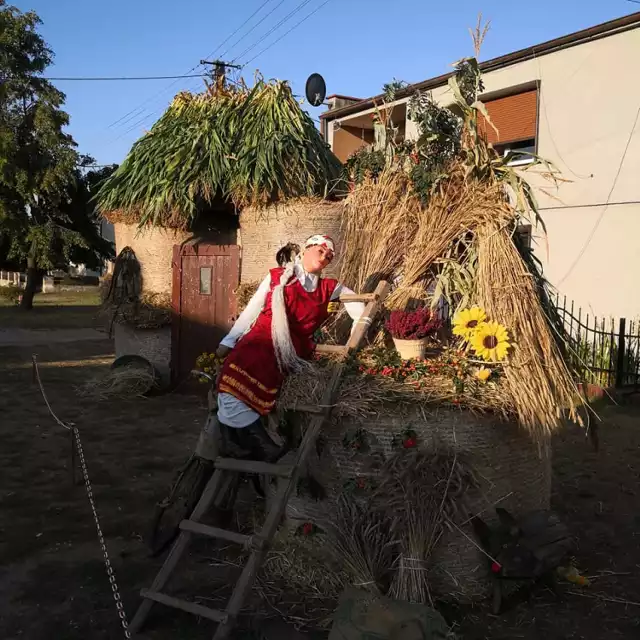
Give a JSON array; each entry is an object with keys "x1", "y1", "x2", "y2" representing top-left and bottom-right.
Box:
[{"x1": 215, "y1": 235, "x2": 365, "y2": 461}]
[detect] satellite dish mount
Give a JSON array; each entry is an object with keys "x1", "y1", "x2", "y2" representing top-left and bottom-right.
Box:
[{"x1": 305, "y1": 73, "x2": 327, "y2": 107}]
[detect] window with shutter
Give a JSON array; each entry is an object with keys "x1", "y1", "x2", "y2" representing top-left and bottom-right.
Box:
[{"x1": 478, "y1": 89, "x2": 538, "y2": 166}]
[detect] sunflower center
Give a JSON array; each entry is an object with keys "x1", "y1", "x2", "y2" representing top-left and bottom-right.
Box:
[
  {"x1": 466, "y1": 320, "x2": 478, "y2": 329},
  {"x1": 483, "y1": 335, "x2": 499, "y2": 349}
]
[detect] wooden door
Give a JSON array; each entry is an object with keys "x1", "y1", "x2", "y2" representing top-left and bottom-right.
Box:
[{"x1": 172, "y1": 244, "x2": 240, "y2": 381}]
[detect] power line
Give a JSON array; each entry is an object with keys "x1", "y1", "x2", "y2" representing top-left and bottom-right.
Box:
[
  {"x1": 105, "y1": 1, "x2": 274, "y2": 130},
  {"x1": 201, "y1": 0, "x2": 275, "y2": 61},
  {"x1": 218, "y1": 0, "x2": 286, "y2": 60},
  {"x1": 557, "y1": 105, "x2": 640, "y2": 285},
  {"x1": 242, "y1": 0, "x2": 333, "y2": 67},
  {"x1": 232, "y1": 0, "x2": 316, "y2": 63},
  {"x1": 34, "y1": 73, "x2": 206, "y2": 81}
]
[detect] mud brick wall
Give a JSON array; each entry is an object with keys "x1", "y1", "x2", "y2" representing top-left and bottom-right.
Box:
[
  {"x1": 239, "y1": 200, "x2": 344, "y2": 284},
  {"x1": 114, "y1": 223, "x2": 191, "y2": 294}
]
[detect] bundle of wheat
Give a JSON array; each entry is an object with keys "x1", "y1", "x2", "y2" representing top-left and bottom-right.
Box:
[
  {"x1": 340, "y1": 170, "x2": 420, "y2": 294},
  {"x1": 325, "y1": 448, "x2": 478, "y2": 606},
  {"x1": 476, "y1": 225, "x2": 582, "y2": 437}
]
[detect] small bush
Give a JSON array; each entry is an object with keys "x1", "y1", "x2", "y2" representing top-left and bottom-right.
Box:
[{"x1": 0, "y1": 285, "x2": 23, "y2": 304}]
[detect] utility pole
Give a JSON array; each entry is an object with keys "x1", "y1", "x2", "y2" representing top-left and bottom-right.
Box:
[{"x1": 200, "y1": 59, "x2": 242, "y2": 90}]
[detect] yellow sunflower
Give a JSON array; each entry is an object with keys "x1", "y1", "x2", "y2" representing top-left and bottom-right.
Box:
[
  {"x1": 476, "y1": 367, "x2": 491, "y2": 383},
  {"x1": 453, "y1": 307, "x2": 487, "y2": 339},
  {"x1": 471, "y1": 322, "x2": 511, "y2": 362}
]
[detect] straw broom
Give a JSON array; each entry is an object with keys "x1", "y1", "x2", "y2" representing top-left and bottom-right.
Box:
[{"x1": 475, "y1": 223, "x2": 583, "y2": 437}]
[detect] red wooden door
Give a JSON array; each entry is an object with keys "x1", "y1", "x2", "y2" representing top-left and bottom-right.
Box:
[{"x1": 172, "y1": 244, "x2": 240, "y2": 381}]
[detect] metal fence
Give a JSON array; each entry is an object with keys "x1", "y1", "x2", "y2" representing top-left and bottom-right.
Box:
[{"x1": 555, "y1": 295, "x2": 640, "y2": 389}]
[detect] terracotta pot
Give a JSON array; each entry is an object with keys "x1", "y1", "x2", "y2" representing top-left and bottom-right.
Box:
[{"x1": 392, "y1": 336, "x2": 431, "y2": 360}]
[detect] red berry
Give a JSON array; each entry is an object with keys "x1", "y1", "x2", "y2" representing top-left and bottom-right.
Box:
[
  {"x1": 302, "y1": 522, "x2": 313, "y2": 536},
  {"x1": 403, "y1": 438, "x2": 417, "y2": 449},
  {"x1": 491, "y1": 561, "x2": 502, "y2": 574}
]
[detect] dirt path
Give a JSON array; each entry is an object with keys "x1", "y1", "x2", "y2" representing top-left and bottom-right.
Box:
[
  {"x1": 1, "y1": 339, "x2": 640, "y2": 639},
  {"x1": 0, "y1": 328, "x2": 107, "y2": 347}
]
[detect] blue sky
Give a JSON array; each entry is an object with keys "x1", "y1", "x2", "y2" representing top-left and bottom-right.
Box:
[{"x1": 12, "y1": 0, "x2": 638, "y2": 165}]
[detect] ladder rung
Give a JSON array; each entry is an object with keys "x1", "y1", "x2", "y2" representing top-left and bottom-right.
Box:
[
  {"x1": 316, "y1": 344, "x2": 349, "y2": 355},
  {"x1": 339, "y1": 293, "x2": 377, "y2": 302},
  {"x1": 180, "y1": 520, "x2": 253, "y2": 546},
  {"x1": 140, "y1": 589, "x2": 227, "y2": 623},
  {"x1": 215, "y1": 457, "x2": 293, "y2": 478}
]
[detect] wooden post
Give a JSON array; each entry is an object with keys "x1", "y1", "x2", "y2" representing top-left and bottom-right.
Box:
[{"x1": 615, "y1": 317, "x2": 626, "y2": 388}]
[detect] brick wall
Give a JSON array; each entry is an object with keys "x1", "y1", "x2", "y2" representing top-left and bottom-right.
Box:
[
  {"x1": 239, "y1": 200, "x2": 344, "y2": 284},
  {"x1": 114, "y1": 223, "x2": 191, "y2": 294}
]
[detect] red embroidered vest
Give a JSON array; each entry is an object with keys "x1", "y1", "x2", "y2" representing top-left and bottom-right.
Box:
[{"x1": 218, "y1": 268, "x2": 337, "y2": 415}]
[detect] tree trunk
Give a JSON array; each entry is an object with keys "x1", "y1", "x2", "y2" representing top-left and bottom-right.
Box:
[{"x1": 20, "y1": 255, "x2": 38, "y2": 310}]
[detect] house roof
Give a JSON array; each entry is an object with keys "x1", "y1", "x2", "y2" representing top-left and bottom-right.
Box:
[
  {"x1": 326, "y1": 94, "x2": 362, "y2": 101},
  {"x1": 321, "y1": 11, "x2": 640, "y2": 121}
]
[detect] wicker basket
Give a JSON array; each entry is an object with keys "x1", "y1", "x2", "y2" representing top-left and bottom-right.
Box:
[
  {"x1": 269, "y1": 406, "x2": 551, "y2": 602},
  {"x1": 392, "y1": 337, "x2": 431, "y2": 360}
]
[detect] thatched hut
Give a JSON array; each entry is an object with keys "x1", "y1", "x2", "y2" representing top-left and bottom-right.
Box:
[{"x1": 97, "y1": 79, "x2": 343, "y2": 383}]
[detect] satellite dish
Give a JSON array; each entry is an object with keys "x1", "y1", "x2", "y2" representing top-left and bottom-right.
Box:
[{"x1": 305, "y1": 73, "x2": 327, "y2": 107}]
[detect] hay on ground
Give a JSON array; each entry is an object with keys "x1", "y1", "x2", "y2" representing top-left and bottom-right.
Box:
[{"x1": 76, "y1": 366, "x2": 156, "y2": 400}]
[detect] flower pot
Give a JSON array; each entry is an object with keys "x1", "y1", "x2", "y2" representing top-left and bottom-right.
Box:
[{"x1": 392, "y1": 337, "x2": 431, "y2": 360}]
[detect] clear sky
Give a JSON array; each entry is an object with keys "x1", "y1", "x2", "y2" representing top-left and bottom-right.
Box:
[{"x1": 12, "y1": 0, "x2": 639, "y2": 166}]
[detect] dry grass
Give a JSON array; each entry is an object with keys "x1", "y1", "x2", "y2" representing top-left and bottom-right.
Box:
[
  {"x1": 326, "y1": 494, "x2": 398, "y2": 596},
  {"x1": 476, "y1": 225, "x2": 583, "y2": 437},
  {"x1": 75, "y1": 366, "x2": 157, "y2": 400},
  {"x1": 323, "y1": 447, "x2": 479, "y2": 606},
  {"x1": 380, "y1": 448, "x2": 478, "y2": 605},
  {"x1": 386, "y1": 171, "x2": 511, "y2": 309},
  {"x1": 257, "y1": 529, "x2": 347, "y2": 628},
  {"x1": 278, "y1": 350, "x2": 515, "y2": 419},
  {"x1": 235, "y1": 281, "x2": 259, "y2": 312},
  {"x1": 340, "y1": 170, "x2": 420, "y2": 293}
]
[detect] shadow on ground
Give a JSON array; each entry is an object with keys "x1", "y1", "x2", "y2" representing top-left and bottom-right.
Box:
[{"x1": 1, "y1": 339, "x2": 640, "y2": 639}]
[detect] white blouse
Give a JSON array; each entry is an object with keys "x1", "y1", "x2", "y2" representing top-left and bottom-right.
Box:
[{"x1": 218, "y1": 262, "x2": 365, "y2": 428}]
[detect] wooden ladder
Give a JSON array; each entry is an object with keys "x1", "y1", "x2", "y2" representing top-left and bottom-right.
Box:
[{"x1": 129, "y1": 280, "x2": 390, "y2": 639}]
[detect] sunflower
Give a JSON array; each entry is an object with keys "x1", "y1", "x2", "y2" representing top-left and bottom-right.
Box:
[
  {"x1": 471, "y1": 322, "x2": 511, "y2": 362},
  {"x1": 476, "y1": 367, "x2": 491, "y2": 383},
  {"x1": 453, "y1": 307, "x2": 487, "y2": 339}
]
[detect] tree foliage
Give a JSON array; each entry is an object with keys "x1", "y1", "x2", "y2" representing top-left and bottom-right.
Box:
[{"x1": 0, "y1": 1, "x2": 113, "y2": 306}]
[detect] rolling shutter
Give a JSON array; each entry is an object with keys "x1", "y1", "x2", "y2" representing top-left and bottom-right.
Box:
[{"x1": 478, "y1": 89, "x2": 538, "y2": 145}]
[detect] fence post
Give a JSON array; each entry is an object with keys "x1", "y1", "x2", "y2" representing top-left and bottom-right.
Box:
[{"x1": 615, "y1": 317, "x2": 626, "y2": 388}]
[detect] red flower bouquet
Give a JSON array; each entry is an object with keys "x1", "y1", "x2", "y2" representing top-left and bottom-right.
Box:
[{"x1": 385, "y1": 308, "x2": 442, "y2": 340}]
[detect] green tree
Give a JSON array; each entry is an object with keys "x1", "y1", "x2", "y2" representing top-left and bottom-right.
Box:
[{"x1": 0, "y1": 1, "x2": 113, "y2": 308}]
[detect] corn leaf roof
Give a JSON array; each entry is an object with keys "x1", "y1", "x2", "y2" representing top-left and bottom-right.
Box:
[{"x1": 97, "y1": 79, "x2": 343, "y2": 228}]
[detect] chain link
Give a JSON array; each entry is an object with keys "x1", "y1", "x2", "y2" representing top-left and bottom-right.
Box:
[
  {"x1": 73, "y1": 427, "x2": 131, "y2": 638},
  {"x1": 32, "y1": 356, "x2": 131, "y2": 639}
]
